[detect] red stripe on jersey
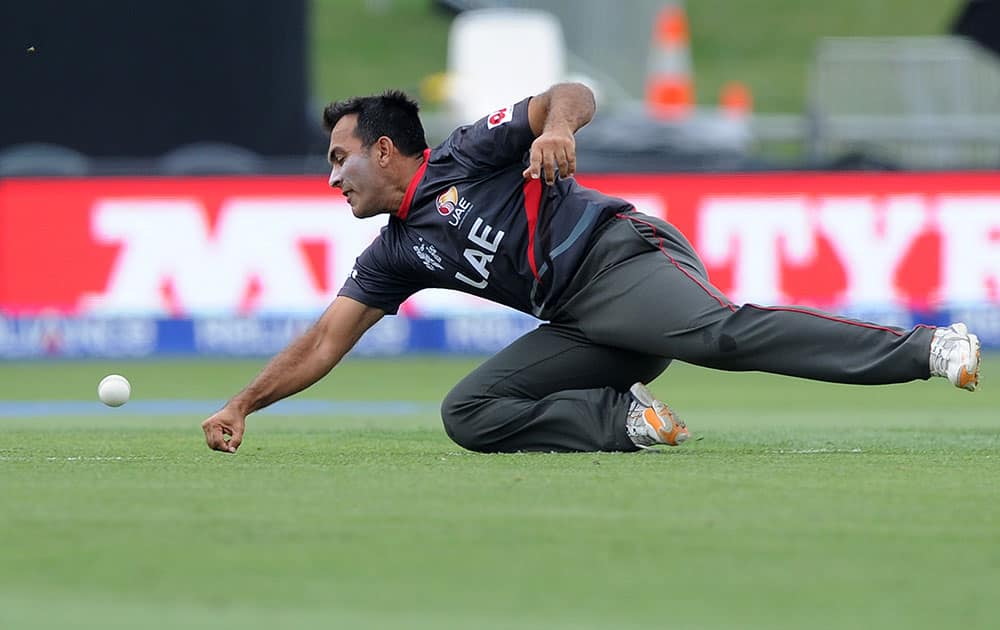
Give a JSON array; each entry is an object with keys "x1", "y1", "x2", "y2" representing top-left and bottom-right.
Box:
[
  {"x1": 396, "y1": 148, "x2": 431, "y2": 220},
  {"x1": 523, "y1": 178, "x2": 542, "y2": 280}
]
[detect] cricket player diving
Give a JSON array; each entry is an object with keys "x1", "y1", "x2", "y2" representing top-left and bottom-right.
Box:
[{"x1": 202, "y1": 83, "x2": 981, "y2": 454}]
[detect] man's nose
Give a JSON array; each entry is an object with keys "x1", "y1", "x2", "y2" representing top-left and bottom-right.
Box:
[{"x1": 328, "y1": 167, "x2": 342, "y2": 189}]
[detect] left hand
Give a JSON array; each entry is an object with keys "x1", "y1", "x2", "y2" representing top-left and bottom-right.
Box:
[
  {"x1": 201, "y1": 404, "x2": 246, "y2": 454},
  {"x1": 522, "y1": 129, "x2": 576, "y2": 185}
]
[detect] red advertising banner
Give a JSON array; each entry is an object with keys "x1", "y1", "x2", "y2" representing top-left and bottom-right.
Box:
[
  {"x1": 2, "y1": 173, "x2": 999, "y2": 316},
  {"x1": 580, "y1": 172, "x2": 1000, "y2": 310}
]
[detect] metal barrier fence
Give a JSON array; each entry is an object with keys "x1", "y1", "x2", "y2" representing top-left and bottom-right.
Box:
[{"x1": 808, "y1": 36, "x2": 1000, "y2": 169}]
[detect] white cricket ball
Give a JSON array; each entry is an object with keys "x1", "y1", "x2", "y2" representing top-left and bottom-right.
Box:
[{"x1": 98, "y1": 374, "x2": 131, "y2": 407}]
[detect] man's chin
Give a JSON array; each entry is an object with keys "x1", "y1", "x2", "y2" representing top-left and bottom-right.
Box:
[{"x1": 352, "y1": 205, "x2": 388, "y2": 219}]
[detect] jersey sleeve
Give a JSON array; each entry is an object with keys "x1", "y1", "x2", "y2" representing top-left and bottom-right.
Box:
[
  {"x1": 439, "y1": 97, "x2": 536, "y2": 172},
  {"x1": 337, "y1": 227, "x2": 422, "y2": 315}
]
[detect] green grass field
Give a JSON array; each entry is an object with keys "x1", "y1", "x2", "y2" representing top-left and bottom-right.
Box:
[{"x1": 1, "y1": 356, "x2": 998, "y2": 629}]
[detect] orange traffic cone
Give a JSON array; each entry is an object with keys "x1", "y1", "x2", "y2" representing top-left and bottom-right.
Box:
[
  {"x1": 645, "y1": 3, "x2": 694, "y2": 119},
  {"x1": 720, "y1": 81, "x2": 753, "y2": 118}
]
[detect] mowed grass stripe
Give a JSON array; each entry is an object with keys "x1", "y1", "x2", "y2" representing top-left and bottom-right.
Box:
[{"x1": 1, "y1": 357, "x2": 997, "y2": 629}]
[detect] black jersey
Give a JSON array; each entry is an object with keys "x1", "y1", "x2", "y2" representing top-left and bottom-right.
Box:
[{"x1": 338, "y1": 97, "x2": 633, "y2": 320}]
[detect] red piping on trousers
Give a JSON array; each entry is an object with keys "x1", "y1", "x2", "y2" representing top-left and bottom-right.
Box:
[
  {"x1": 745, "y1": 304, "x2": 935, "y2": 336},
  {"x1": 616, "y1": 212, "x2": 737, "y2": 313},
  {"x1": 614, "y1": 213, "x2": 936, "y2": 336}
]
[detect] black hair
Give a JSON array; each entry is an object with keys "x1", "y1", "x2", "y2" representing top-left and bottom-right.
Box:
[{"x1": 322, "y1": 90, "x2": 428, "y2": 157}]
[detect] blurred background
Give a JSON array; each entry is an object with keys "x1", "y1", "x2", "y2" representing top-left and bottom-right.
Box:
[{"x1": 1, "y1": 0, "x2": 999, "y2": 359}]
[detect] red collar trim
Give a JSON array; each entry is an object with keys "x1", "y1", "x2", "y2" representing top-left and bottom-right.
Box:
[{"x1": 396, "y1": 149, "x2": 431, "y2": 220}]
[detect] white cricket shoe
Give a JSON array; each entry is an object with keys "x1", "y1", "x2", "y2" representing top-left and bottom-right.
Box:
[
  {"x1": 929, "y1": 323, "x2": 981, "y2": 391},
  {"x1": 625, "y1": 382, "x2": 689, "y2": 448}
]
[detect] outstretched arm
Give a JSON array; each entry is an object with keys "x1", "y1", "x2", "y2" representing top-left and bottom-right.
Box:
[
  {"x1": 523, "y1": 82, "x2": 596, "y2": 184},
  {"x1": 201, "y1": 296, "x2": 384, "y2": 453}
]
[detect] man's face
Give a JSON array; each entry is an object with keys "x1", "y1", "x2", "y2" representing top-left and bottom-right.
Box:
[{"x1": 327, "y1": 114, "x2": 387, "y2": 219}]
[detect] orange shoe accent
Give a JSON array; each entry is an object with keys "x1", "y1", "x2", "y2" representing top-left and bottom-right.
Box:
[
  {"x1": 644, "y1": 404, "x2": 689, "y2": 446},
  {"x1": 643, "y1": 407, "x2": 665, "y2": 433},
  {"x1": 958, "y1": 344, "x2": 981, "y2": 391}
]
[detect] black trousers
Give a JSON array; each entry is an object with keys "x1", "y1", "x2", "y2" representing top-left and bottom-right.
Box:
[{"x1": 441, "y1": 212, "x2": 935, "y2": 453}]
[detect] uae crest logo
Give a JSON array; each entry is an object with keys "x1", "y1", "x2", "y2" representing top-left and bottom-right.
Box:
[{"x1": 436, "y1": 186, "x2": 459, "y2": 216}]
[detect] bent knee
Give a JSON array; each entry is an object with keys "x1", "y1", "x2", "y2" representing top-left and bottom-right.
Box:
[{"x1": 440, "y1": 388, "x2": 492, "y2": 453}]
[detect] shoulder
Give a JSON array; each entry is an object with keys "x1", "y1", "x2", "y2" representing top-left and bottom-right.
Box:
[{"x1": 358, "y1": 219, "x2": 403, "y2": 259}]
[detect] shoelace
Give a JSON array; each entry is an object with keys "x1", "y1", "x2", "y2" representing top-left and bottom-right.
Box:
[
  {"x1": 929, "y1": 330, "x2": 958, "y2": 377},
  {"x1": 654, "y1": 401, "x2": 686, "y2": 429}
]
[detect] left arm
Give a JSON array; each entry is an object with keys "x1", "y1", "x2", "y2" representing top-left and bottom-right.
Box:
[{"x1": 523, "y1": 83, "x2": 596, "y2": 184}]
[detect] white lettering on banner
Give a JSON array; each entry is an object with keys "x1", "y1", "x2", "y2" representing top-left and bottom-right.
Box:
[
  {"x1": 817, "y1": 196, "x2": 927, "y2": 305},
  {"x1": 351, "y1": 317, "x2": 411, "y2": 356},
  {"x1": 192, "y1": 315, "x2": 410, "y2": 356},
  {"x1": 698, "y1": 197, "x2": 814, "y2": 304},
  {"x1": 0, "y1": 317, "x2": 156, "y2": 358},
  {"x1": 85, "y1": 198, "x2": 365, "y2": 315},
  {"x1": 66, "y1": 187, "x2": 1000, "y2": 317},
  {"x1": 194, "y1": 318, "x2": 315, "y2": 355},
  {"x1": 194, "y1": 317, "x2": 410, "y2": 356},
  {"x1": 444, "y1": 315, "x2": 539, "y2": 352},
  {"x1": 937, "y1": 195, "x2": 1000, "y2": 303},
  {"x1": 81, "y1": 194, "x2": 518, "y2": 317},
  {"x1": 950, "y1": 306, "x2": 1000, "y2": 345},
  {"x1": 698, "y1": 193, "x2": 1000, "y2": 308}
]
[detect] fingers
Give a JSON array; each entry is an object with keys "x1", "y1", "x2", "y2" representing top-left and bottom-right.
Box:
[
  {"x1": 227, "y1": 424, "x2": 244, "y2": 452},
  {"x1": 201, "y1": 417, "x2": 237, "y2": 453},
  {"x1": 522, "y1": 147, "x2": 543, "y2": 180},
  {"x1": 565, "y1": 150, "x2": 576, "y2": 179},
  {"x1": 544, "y1": 150, "x2": 574, "y2": 185},
  {"x1": 544, "y1": 154, "x2": 559, "y2": 185},
  {"x1": 523, "y1": 147, "x2": 564, "y2": 184},
  {"x1": 523, "y1": 137, "x2": 576, "y2": 184},
  {"x1": 554, "y1": 150, "x2": 571, "y2": 180}
]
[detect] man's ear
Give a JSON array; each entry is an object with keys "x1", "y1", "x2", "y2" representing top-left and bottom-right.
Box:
[{"x1": 375, "y1": 136, "x2": 394, "y2": 166}]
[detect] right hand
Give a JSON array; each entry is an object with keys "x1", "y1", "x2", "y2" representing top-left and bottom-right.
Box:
[
  {"x1": 522, "y1": 127, "x2": 577, "y2": 185},
  {"x1": 201, "y1": 405, "x2": 246, "y2": 453}
]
